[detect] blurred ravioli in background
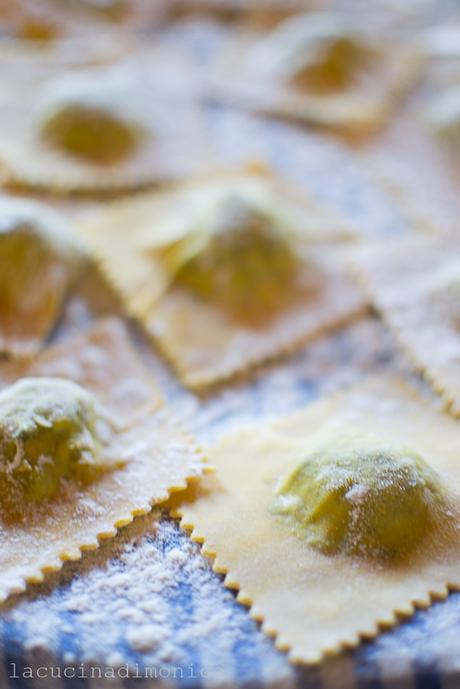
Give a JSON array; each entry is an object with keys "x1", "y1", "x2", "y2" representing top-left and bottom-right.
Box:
[
  {"x1": 205, "y1": 12, "x2": 423, "y2": 136},
  {"x1": 0, "y1": 52, "x2": 212, "y2": 193}
]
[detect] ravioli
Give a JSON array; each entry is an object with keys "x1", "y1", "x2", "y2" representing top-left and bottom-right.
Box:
[
  {"x1": 354, "y1": 235, "x2": 460, "y2": 415},
  {"x1": 0, "y1": 0, "x2": 138, "y2": 73},
  {"x1": 0, "y1": 0, "x2": 164, "y2": 50},
  {"x1": 207, "y1": 12, "x2": 422, "y2": 134},
  {"x1": 0, "y1": 317, "x2": 205, "y2": 602},
  {"x1": 0, "y1": 60, "x2": 210, "y2": 192},
  {"x1": 170, "y1": 376, "x2": 460, "y2": 663},
  {"x1": 0, "y1": 196, "x2": 83, "y2": 358},
  {"x1": 0, "y1": 0, "x2": 63, "y2": 44},
  {"x1": 77, "y1": 167, "x2": 366, "y2": 388},
  {"x1": 167, "y1": 0, "x2": 318, "y2": 26}
]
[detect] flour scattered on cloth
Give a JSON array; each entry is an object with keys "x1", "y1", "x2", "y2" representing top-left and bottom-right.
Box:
[{"x1": 0, "y1": 515, "x2": 295, "y2": 685}]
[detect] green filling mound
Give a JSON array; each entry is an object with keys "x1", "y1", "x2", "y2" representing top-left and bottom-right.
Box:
[
  {"x1": 290, "y1": 35, "x2": 372, "y2": 93},
  {"x1": 0, "y1": 377, "x2": 117, "y2": 507},
  {"x1": 17, "y1": 17, "x2": 59, "y2": 41},
  {"x1": 171, "y1": 193, "x2": 301, "y2": 325},
  {"x1": 274, "y1": 448, "x2": 446, "y2": 561},
  {"x1": 0, "y1": 205, "x2": 78, "y2": 338},
  {"x1": 0, "y1": 223, "x2": 58, "y2": 313},
  {"x1": 40, "y1": 101, "x2": 144, "y2": 165}
]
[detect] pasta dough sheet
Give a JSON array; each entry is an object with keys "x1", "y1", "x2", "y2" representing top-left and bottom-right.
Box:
[
  {"x1": 363, "y1": 112, "x2": 460, "y2": 235},
  {"x1": 170, "y1": 376, "x2": 460, "y2": 663},
  {"x1": 353, "y1": 236, "x2": 460, "y2": 415}
]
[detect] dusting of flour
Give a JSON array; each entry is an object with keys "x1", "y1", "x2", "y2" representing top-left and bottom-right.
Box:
[{"x1": 0, "y1": 513, "x2": 294, "y2": 686}]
